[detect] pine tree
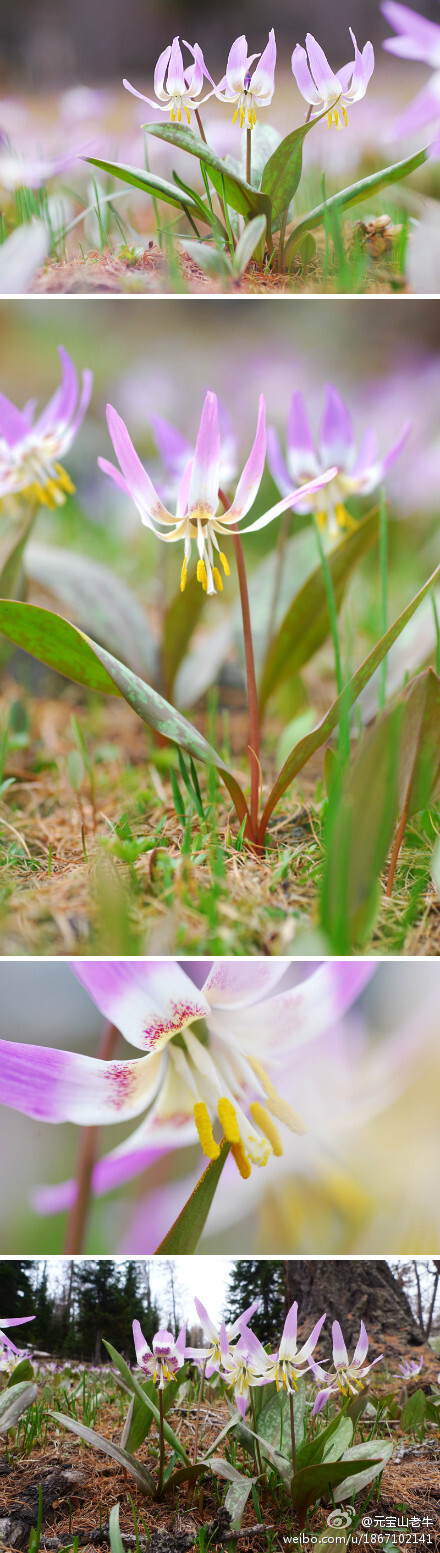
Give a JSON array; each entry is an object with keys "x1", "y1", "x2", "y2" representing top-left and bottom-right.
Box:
[
  {"x1": 223, "y1": 1261, "x2": 285, "y2": 1345},
  {"x1": 0, "y1": 1260, "x2": 35, "y2": 1317}
]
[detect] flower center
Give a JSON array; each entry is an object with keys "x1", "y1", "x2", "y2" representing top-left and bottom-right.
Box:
[
  {"x1": 233, "y1": 88, "x2": 256, "y2": 129},
  {"x1": 169, "y1": 1027, "x2": 305, "y2": 1178},
  {"x1": 170, "y1": 94, "x2": 191, "y2": 125},
  {"x1": 180, "y1": 513, "x2": 230, "y2": 595}
]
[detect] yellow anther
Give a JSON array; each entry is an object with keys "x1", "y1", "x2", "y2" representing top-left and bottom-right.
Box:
[
  {"x1": 212, "y1": 566, "x2": 223, "y2": 592},
  {"x1": 250, "y1": 1102, "x2": 283, "y2": 1157},
  {"x1": 170, "y1": 109, "x2": 175, "y2": 122},
  {"x1": 219, "y1": 551, "x2": 230, "y2": 577},
  {"x1": 193, "y1": 1102, "x2": 220, "y2": 1161},
  {"x1": 232, "y1": 108, "x2": 239, "y2": 126},
  {"x1": 196, "y1": 558, "x2": 208, "y2": 591},
  {"x1": 177, "y1": 108, "x2": 182, "y2": 122},
  {"x1": 327, "y1": 112, "x2": 332, "y2": 130},
  {"x1": 185, "y1": 105, "x2": 191, "y2": 124},
  {"x1": 335, "y1": 502, "x2": 356, "y2": 531},
  {"x1": 54, "y1": 462, "x2": 75, "y2": 494},
  {"x1": 248, "y1": 1054, "x2": 306, "y2": 1136},
  {"x1": 342, "y1": 105, "x2": 348, "y2": 127},
  {"x1": 217, "y1": 1096, "x2": 241, "y2": 1144},
  {"x1": 240, "y1": 107, "x2": 245, "y2": 128},
  {"x1": 230, "y1": 1141, "x2": 251, "y2": 1179},
  {"x1": 180, "y1": 557, "x2": 188, "y2": 592},
  {"x1": 316, "y1": 510, "x2": 327, "y2": 531},
  {"x1": 334, "y1": 110, "x2": 340, "y2": 128}
]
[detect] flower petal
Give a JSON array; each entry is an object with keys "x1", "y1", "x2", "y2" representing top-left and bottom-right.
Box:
[
  {"x1": 291, "y1": 44, "x2": 321, "y2": 107},
  {"x1": 295, "y1": 1312, "x2": 327, "y2": 1363},
  {"x1": 207, "y1": 962, "x2": 375, "y2": 1059},
  {"x1": 312, "y1": 1385, "x2": 335, "y2": 1415},
  {"x1": 150, "y1": 413, "x2": 190, "y2": 479},
  {"x1": 201, "y1": 961, "x2": 288, "y2": 1008},
  {"x1": 250, "y1": 30, "x2": 276, "y2": 103},
  {"x1": 381, "y1": 2, "x2": 440, "y2": 65},
  {"x1": 332, "y1": 1320, "x2": 349, "y2": 1368},
  {"x1": 226, "y1": 35, "x2": 250, "y2": 94},
  {"x1": 351, "y1": 1320, "x2": 369, "y2": 1368},
  {"x1": 305, "y1": 34, "x2": 339, "y2": 96},
  {"x1": 72, "y1": 960, "x2": 211, "y2": 1053},
  {"x1": 267, "y1": 427, "x2": 294, "y2": 498},
  {"x1": 0, "y1": 392, "x2": 33, "y2": 447},
  {"x1": 123, "y1": 79, "x2": 162, "y2": 110},
  {"x1": 287, "y1": 390, "x2": 319, "y2": 479},
  {"x1": 188, "y1": 391, "x2": 221, "y2": 516},
  {"x1": 226, "y1": 395, "x2": 266, "y2": 524},
  {"x1": 279, "y1": 1300, "x2": 298, "y2": 1358},
  {"x1": 133, "y1": 1320, "x2": 152, "y2": 1364},
  {"x1": 194, "y1": 1299, "x2": 218, "y2": 1343},
  {"x1": 166, "y1": 38, "x2": 186, "y2": 98},
  {"x1": 0, "y1": 1035, "x2": 163, "y2": 1124},
  {"x1": 344, "y1": 33, "x2": 375, "y2": 104},
  {"x1": 154, "y1": 45, "x2": 172, "y2": 99},
  {"x1": 105, "y1": 405, "x2": 175, "y2": 527},
  {"x1": 320, "y1": 385, "x2": 354, "y2": 469},
  {"x1": 239, "y1": 467, "x2": 338, "y2": 533}
]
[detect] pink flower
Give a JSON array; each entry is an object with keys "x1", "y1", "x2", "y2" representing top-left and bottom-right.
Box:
[
  {"x1": 133, "y1": 1320, "x2": 187, "y2": 1387},
  {"x1": 99, "y1": 390, "x2": 337, "y2": 595},
  {"x1": 311, "y1": 1320, "x2": 382, "y2": 1412},
  {"x1": 215, "y1": 32, "x2": 276, "y2": 128},
  {"x1": 292, "y1": 31, "x2": 374, "y2": 129},
  {"x1": 124, "y1": 37, "x2": 215, "y2": 125},
  {"x1": 0, "y1": 346, "x2": 92, "y2": 508},
  {"x1": 268, "y1": 383, "x2": 410, "y2": 537},
  {"x1": 382, "y1": 2, "x2": 440, "y2": 151}
]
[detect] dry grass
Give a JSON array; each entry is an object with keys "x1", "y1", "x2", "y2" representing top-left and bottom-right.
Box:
[{"x1": 1, "y1": 675, "x2": 439, "y2": 957}]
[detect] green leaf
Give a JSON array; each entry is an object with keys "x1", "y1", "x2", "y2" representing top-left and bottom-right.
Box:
[
  {"x1": 180, "y1": 239, "x2": 233, "y2": 279},
  {"x1": 233, "y1": 215, "x2": 267, "y2": 276},
  {"x1": 259, "y1": 559, "x2": 440, "y2": 842},
  {"x1": 225, "y1": 1476, "x2": 256, "y2": 1532},
  {"x1": 109, "y1": 1504, "x2": 125, "y2": 1553},
  {"x1": 259, "y1": 509, "x2": 379, "y2": 714},
  {"x1": 86, "y1": 156, "x2": 215, "y2": 223},
  {"x1": 49, "y1": 1410, "x2": 156, "y2": 1493},
  {"x1": 0, "y1": 602, "x2": 249, "y2": 829},
  {"x1": 6, "y1": 1358, "x2": 34, "y2": 1387},
  {"x1": 102, "y1": 1341, "x2": 188, "y2": 1462},
  {"x1": 395, "y1": 668, "x2": 440, "y2": 819},
  {"x1": 285, "y1": 147, "x2": 427, "y2": 261},
  {"x1": 25, "y1": 543, "x2": 157, "y2": 681},
  {"x1": 261, "y1": 105, "x2": 330, "y2": 219},
  {"x1": 155, "y1": 1139, "x2": 231, "y2": 1253},
  {"x1": 291, "y1": 1457, "x2": 383, "y2": 1527},
  {"x1": 321, "y1": 703, "x2": 403, "y2": 950},
  {"x1": 258, "y1": 1381, "x2": 306, "y2": 1456},
  {"x1": 333, "y1": 1440, "x2": 393, "y2": 1503},
  {"x1": 401, "y1": 1389, "x2": 426, "y2": 1433},
  {"x1": 161, "y1": 569, "x2": 207, "y2": 698},
  {"x1": 143, "y1": 123, "x2": 273, "y2": 232},
  {"x1": 298, "y1": 1415, "x2": 353, "y2": 1471},
  {"x1": 0, "y1": 1380, "x2": 38, "y2": 1432}
]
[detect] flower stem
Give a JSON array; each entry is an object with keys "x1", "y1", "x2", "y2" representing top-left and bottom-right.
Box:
[
  {"x1": 246, "y1": 128, "x2": 252, "y2": 186},
  {"x1": 219, "y1": 487, "x2": 260, "y2": 837},
  {"x1": 157, "y1": 1387, "x2": 165, "y2": 1498},
  {"x1": 289, "y1": 1390, "x2": 297, "y2": 1476},
  {"x1": 193, "y1": 1358, "x2": 207, "y2": 1463},
  {"x1": 251, "y1": 1390, "x2": 263, "y2": 1476},
  {"x1": 378, "y1": 484, "x2": 388, "y2": 713},
  {"x1": 63, "y1": 1021, "x2": 119, "y2": 1255},
  {"x1": 277, "y1": 209, "x2": 287, "y2": 274},
  {"x1": 194, "y1": 109, "x2": 208, "y2": 145},
  {"x1": 313, "y1": 518, "x2": 349, "y2": 765}
]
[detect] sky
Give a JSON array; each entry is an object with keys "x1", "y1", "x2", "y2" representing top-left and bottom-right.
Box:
[{"x1": 42, "y1": 1255, "x2": 236, "y2": 1325}]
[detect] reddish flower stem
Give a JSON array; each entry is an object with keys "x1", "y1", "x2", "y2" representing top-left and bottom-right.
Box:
[
  {"x1": 63, "y1": 1020, "x2": 119, "y2": 1255},
  {"x1": 219, "y1": 488, "x2": 260, "y2": 837}
]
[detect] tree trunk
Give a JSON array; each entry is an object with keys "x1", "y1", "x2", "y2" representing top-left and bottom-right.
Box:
[{"x1": 284, "y1": 1260, "x2": 425, "y2": 1349}]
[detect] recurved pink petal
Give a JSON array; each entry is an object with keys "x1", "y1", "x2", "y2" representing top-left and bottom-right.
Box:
[
  {"x1": 123, "y1": 79, "x2": 162, "y2": 110},
  {"x1": 382, "y1": 1, "x2": 440, "y2": 65},
  {"x1": 0, "y1": 392, "x2": 30, "y2": 447},
  {"x1": 291, "y1": 44, "x2": 321, "y2": 107},
  {"x1": 72, "y1": 960, "x2": 210, "y2": 1053},
  {"x1": 207, "y1": 962, "x2": 375, "y2": 1058},
  {"x1": 287, "y1": 390, "x2": 319, "y2": 477},
  {"x1": 133, "y1": 1319, "x2": 152, "y2": 1364},
  {"x1": 279, "y1": 1300, "x2": 298, "y2": 1358},
  {"x1": 201, "y1": 961, "x2": 287, "y2": 1008},
  {"x1": 187, "y1": 391, "x2": 221, "y2": 517},
  {"x1": 305, "y1": 34, "x2": 339, "y2": 95},
  {"x1": 0, "y1": 1036, "x2": 163, "y2": 1125},
  {"x1": 320, "y1": 385, "x2": 354, "y2": 469},
  {"x1": 225, "y1": 395, "x2": 266, "y2": 524},
  {"x1": 351, "y1": 1321, "x2": 369, "y2": 1368},
  {"x1": 332, "y1": 1320, "x2": 349, "y2": 1368},
  {"x1": 154, "y1": 45, "x2": 173, "y2": 99},
  {"x1": 267, "y1": 427, "x2": 294, "y2": 499},
  {"x1": 250, "y1": 30, "x2": 276, "y2": 103},
  {"x1": 240, "y1": 466, "x2": 337, "y2": 533},
  {"x1": 166, "y1": 37, "x2": 186, "y2": 98},
  {"x1": 105, "y1": 405, "x2": 174, "y2": 527},
  {"x1": 225, "y1": 35, "x2": 250, "y2": 93}
]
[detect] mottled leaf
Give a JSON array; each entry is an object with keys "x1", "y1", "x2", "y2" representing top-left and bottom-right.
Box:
[
  {"x1": 258, "y1": 1380, "x2": 306, "y2": 1455},
  {"x1": 144, "y1": 123, "x2": 272, "y2": 232},
  {"x1": 261, "y1": 104, "x2": 329, "y2": 218},
  {"x1": 6, "y1": 1358, "x2": 34, "y2": 1387},
  {"x1": 86, "y1": 156, "x2": 215, "y2": 224},
  {"x1": 0, "y1": 602, "x2": 249, "y2": 829},
  {"x1": 285, "y1": 148, "x2": 427, "y2": 261},
  {"x1": 49, "y1": 1410, "x2": 155, "y2": 1492},
  {"x1": 333, "y1": 1440, "x2": 393, "y2": 1503},
  {"x1": 102, "y1": 1341, "x2": 188, "y2": 1461},
  {"x1": 291, "y1": 1457, "x2": 382, "y2": 1526},
  {"x1": 25, "y1": 542, "x2": 157, "y2": 680},
  {"x1": 0, "y1": 1381, "x2": 38, "y2": 1432}
]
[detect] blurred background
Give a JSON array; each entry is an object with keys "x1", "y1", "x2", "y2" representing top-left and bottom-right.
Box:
[
  {"x1": 1, "y1": 0, "x2": 436, "y2": 87},
  {"x1": 0, "y1": 957, "x2": 439, "y2": 1256}
]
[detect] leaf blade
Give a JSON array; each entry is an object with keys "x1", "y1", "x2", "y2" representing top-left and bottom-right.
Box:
[{"x1": 155, "y1": 1139, "x2": 231, "y2": 1253}]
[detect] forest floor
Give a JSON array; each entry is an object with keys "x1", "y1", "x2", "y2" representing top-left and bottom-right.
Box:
[
  {"x1": 1, "y1": 1340, "x2": 440, "y2": 1552},
  {"x1": 1, "y1": 676, "x2": 439, "y2": 959}
]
